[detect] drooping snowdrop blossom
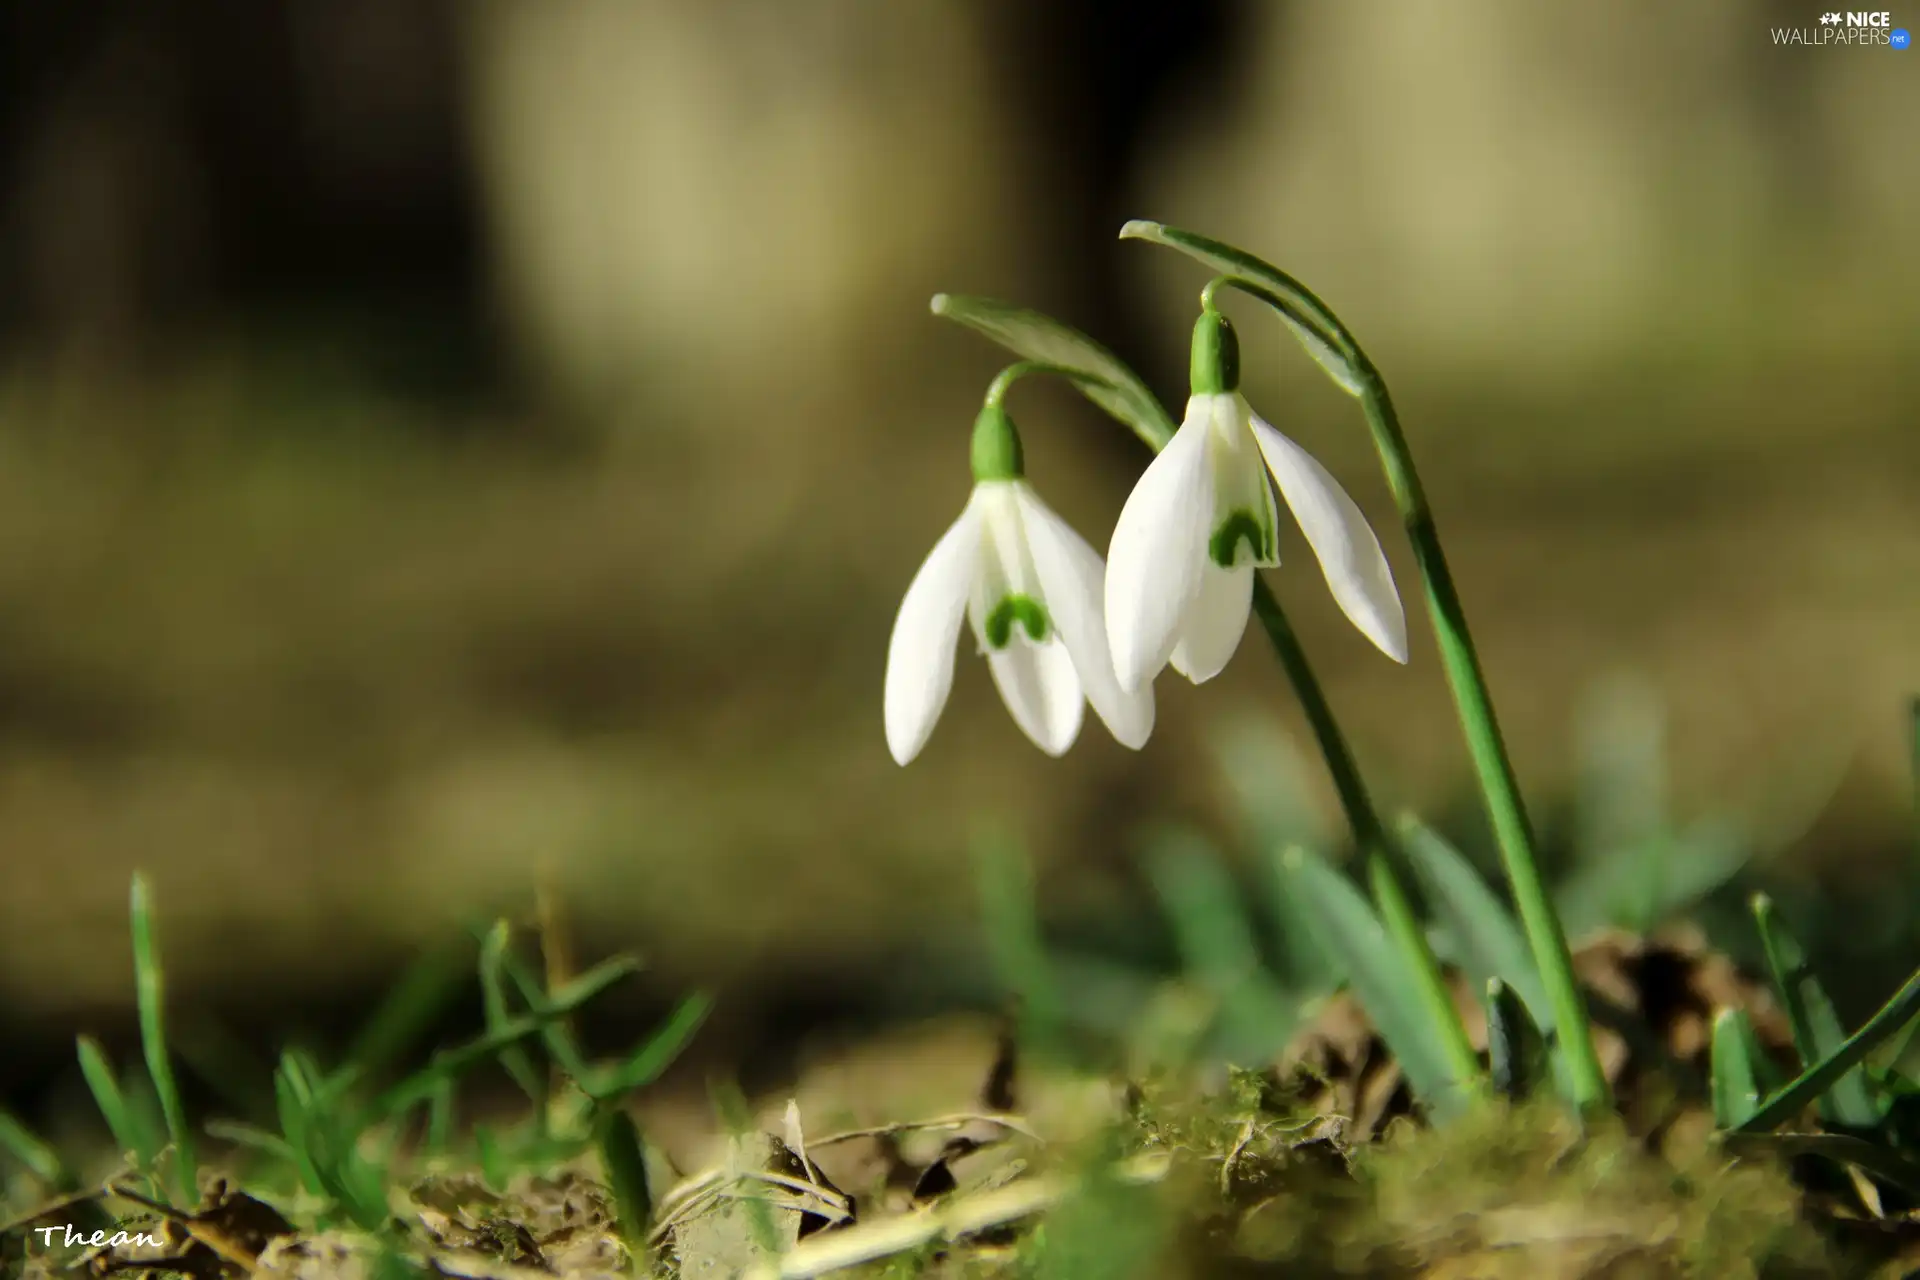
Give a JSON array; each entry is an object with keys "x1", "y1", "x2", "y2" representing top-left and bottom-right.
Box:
[
  {"x1": 1104, "y1": 309, "x2": 1408, "y2": 692},
  {"x1": 884, "y1": 402, "x2": 1155, "y2": 765}
]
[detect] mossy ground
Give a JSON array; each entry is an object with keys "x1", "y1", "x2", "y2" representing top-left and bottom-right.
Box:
[{"x1": 12, "y1": 1031, "x2": 1920, "y2": 1280}]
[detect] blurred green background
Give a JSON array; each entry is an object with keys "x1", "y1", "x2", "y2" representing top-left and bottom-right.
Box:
[{"x1": 0, "y1": 1, "x2": 1915, "y2": 1101}]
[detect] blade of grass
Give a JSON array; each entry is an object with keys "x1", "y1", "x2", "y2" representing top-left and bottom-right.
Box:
[
  {"x1": 1711, "y1": 1008, "x2": 1768, "y2": 1130},
  {"x1": 129, "y1": 874, "x2": 196, "y2": 1206},
  {"x1": 1751, "y1": 893, "x2": 1879, "y2": 1129},
  {"x1": 371, "y1": 953, "x2": 641, "y2": 1118},
  {"x1": 474, "y1": 1123, "x2": 508, "y2": 1192},
  {"x1": 1738, "y1": 962, "x2": 1920, "y2": 1133},
  {"x1": 1274, "y1": 846, "x2": 1475, "y2": 1117},
  {"x1": 273, "y1": 1055, "x2": 329, "y2": 1199},
  {"x1": 202, "y1": 1118, "x2": 301, "y2": 1165},
  {"x1": 1399, "y1": 817, "x2": 1547, "y2": 1025},
  {"x1": 338, "y1": 938, "x2": 474, "y2": 1092},
  {"x1": 424, "y1": 1079, "x2": 454, "y2": 1158},
  {"x1": 0, "y1": 1108, "x2": 68, "y2": 1185},
  {"x1": 478, "y1": 920, "x2": 546, "y2": 1114},
  {"x1": 492, "y1": 935, "x2": 593, "y2": 1082},
  {"x1": 587, "y1": 993, "x2": 714, "y2": 1101},
  {"x1": 594, "y1": 1107, "x2": 653, "y2": 1267},
  {"x1": 1401, "y1": 816, "x2": 1573, "y2": 1098},
  {"x1": 76, "y1": 1037, "x2": 157, "y2": 1175}
]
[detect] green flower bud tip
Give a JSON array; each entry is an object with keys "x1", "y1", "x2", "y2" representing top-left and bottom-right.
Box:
[
  {"x1": 1189, "y1": 309, "x2": 1241, "y2": 395},
  {"x1": 970, "y1": 402, "x2": 1025, "y2": 482}
]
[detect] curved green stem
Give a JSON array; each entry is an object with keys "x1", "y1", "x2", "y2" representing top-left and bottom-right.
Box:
[
  {"x1": 983, "y1": 360, "x2": 1114, "y2": 409},
  {"x1": 1118, "y1": 220, "x2": 1609, "y2": 1114}
]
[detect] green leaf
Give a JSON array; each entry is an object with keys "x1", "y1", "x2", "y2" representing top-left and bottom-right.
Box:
[
  {"x1": 1259, "y1": 844, "x2": 1342, "y2": 998},
  {"x1": 1752, "y1": 894, "x2": 1880, "y2": 1129},
  {"x1": 587, "y1": 993, "x2": 714, "y2": 1101},
  {"x1": 491, "y1": 935, "x2": 594, "y2": 1082},
  {"x1": 371, "y1": 953, "x2": 641, "y2": 1118},
  {"x1": 1486, "y1": 978, "x2": 1548, "y2": 1102},
  {"x1": 1710, "y1": 1008, "x2": 1770, "y2": 1130},
  {"x1": 202, "y1": 1118, "x2": 301, "y2": 1166},
  {"x1": 1273, "y1": 846, "x2": 1464, "y2": 1114},
  {"x1": 929, "y1": 294, "x2": 1178, "y2": 449},
  {"x1": 1117, "y1": 222, "x2": 1365, "y2": 396},
  {"x1": 129, "y1": 874, "x2": 196, "y2": 1206},
  {"x1": 338, "y1": 938, "x2": 474, "y2": 1091},
  {"x1": 594, "y1": 1108, "x2": 654, "y2": 1265},
  {"x1": 0, "y1": 1107, "x2": 68, "y2": 1185},
  {"x1": 77, "y1": 1037, "x2": 157, "y2": 1174},
  {"x1": 474, "y1": 1123, "x2": 508, "y2": 1193},
  {"x1": 1398, "y1": 817, "x2": 1548, "y2": 1029},
  {"x1": 1141, "y1": 829, "x2": 1298, "y2": 1059},
  {"x1": 478, "y1": 920, "x2": 545, "y2": 1108},
  {"x1": 273, "y1": 1054, "x2": 330, "y2": 1199}
]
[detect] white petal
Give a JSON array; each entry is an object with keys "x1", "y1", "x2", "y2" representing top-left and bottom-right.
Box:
[
  {"x1": 1015, "y1": 485, "x2": 1154, "y2": 750},
  {"x1": 987, "y1": 639, "x2": 1084, "y2": 756},
  {"x1": 1168, "y1": 563, "x2": 1254, "y2": 684},
  {"x1": 1104, "y1": 411, "x2": 1214, "y2": 692},
  {"x1": 1248, "y1": 412, "x2": 1409, "y2": 664},
  {"x1": 883, "y1": 504, "x2": 982, "y2": 764}
]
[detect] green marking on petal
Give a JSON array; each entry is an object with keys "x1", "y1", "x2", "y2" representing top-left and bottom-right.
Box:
[
  {"x1": 984, "y1": 594, "x2": 1050, "y2": 649},
  {"x1": 1209, "y1": 510, "x2": 1272, "y2": 568}
]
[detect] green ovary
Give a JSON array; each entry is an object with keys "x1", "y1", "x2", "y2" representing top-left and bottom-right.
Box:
[
  {"x1": 984, "y1": 594, "x2": 1050, "y2": 649},
  {"x1": 1209, "y1": 510, "x2": 1272, "y2": 568}
]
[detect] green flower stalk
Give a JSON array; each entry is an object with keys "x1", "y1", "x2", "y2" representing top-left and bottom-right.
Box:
[{"x1": 1120, "y1": 220, "x2": 1610, "y2": 1113}]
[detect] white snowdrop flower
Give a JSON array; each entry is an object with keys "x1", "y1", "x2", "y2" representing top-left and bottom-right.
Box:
[
  {"x1": 1104, "y1": 310, "x2": 1408, "y2": 692},
  {"x1": 884, "y1": 403, "x2": 1155, "y2": 765}
]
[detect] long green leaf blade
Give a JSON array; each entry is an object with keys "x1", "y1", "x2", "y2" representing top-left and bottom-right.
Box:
[
  {"x1": 929, "y1": 294, "x2": 1177, "y2": 449},
  {"x1": 1274, "y1": 847, "x2": 1466, "y2": 1115},
  {"x1": 0, "y1": 1108, "x2": 68, "y2": 1184},
  {"x1": 588, "y1": 993, "x2": 714, "y2": 1101},
  {"x1": 1710, "y1": 1008, "x2": 1767, "y2": 1130},
  {"x1": 1398, "y1": 817, "x2": 1546, "y2": 1024},
  {"x1": 1752, "y1": 894, "x2": 1879, "y2": 1128},
  {"x1": 340, "y1": 938, "x2": 473, "y2": 1092},
  {"x1": 595, "y1": 1108, "x2": 653, "y2": 1267},
  {"x1": 76, "y1": 1037, "x2": 154, "y2": 1171},
  {"x1": 130, "y1": 874, "x2": 196, "y2": 1206},
  {"x1": 478, "y1": 921, "x2": 545, "y2": 1106},
  {"x1": 371, "y1": 953, "x2": 641, "y2": 1118}
]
